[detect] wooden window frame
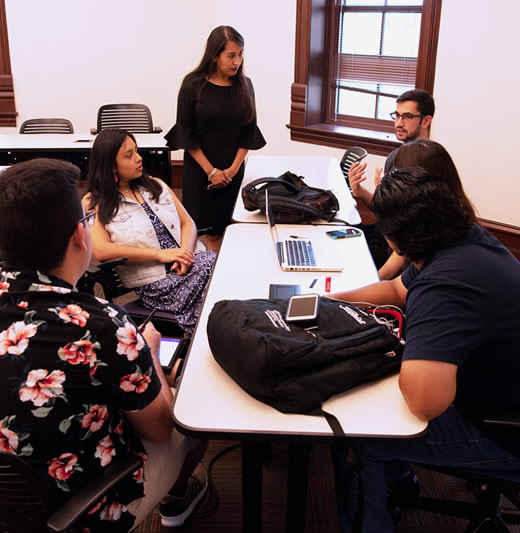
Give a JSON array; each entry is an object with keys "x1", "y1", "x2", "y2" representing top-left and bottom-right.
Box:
[
  {"x1": 288, "y1": 0, "x2": 442, "y2": 156},
  {"x1": 0, "y1": 0, "x2": 16, "y2": 127}
]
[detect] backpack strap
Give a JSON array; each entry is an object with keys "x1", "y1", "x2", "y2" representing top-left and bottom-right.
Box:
[{"x1": 244, "y1": 176, "x2": 302, "y2": 193}]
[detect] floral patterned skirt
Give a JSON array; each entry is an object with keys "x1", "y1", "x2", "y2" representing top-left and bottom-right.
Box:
[{"x1": 135, "y1": 250, "x2": 215, "y2": 335}]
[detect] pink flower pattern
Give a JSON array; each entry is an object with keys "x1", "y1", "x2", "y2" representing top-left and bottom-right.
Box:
[
  {"x1": 0, "y1": 269, "x2": 158, "y2": 527},
  {"x1": 99, "y1": 501, "x2": 125, "y2": 521},
  {"x1": 81, "y1": 405, "x2": 108, "y2": 432},
  {"x1": 19, "y1": 368, "x2": 66, "y2": 407},
  {"x1": 58, "y1": 338, "x2": 98, "y2": 368},
  {"x1": 95, "y1": 435, "x2": 115, "y2": 467},
  {"x1": 120, "y1": 372, "x2": 151, "y2": 394},
  {"x1": 48, "y1": 453, "x2": 79, "y2": 480},
  {"x1": 55, "y1": 304, "x2": 90, "y2": 327},
  {"x1": 0, "y1": 280, "x2": 10, "y2": 295},
  {"x1": 116, "y1": 322, "x2": 144, "y2": 361},
  {"x1": 0, "y1": 321, "x2": 38, "y2": 356},
  {"x1": 0, "y1": 422, "x2": 19, "y2": 454}
]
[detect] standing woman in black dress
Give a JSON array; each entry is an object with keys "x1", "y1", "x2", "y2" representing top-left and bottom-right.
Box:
[{"x1": 165, "y1": 25, "x2": 266, "y2": 251}]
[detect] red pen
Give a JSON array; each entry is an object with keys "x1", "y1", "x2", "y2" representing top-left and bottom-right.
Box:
[{"x1": 325, "y1": 276, "x2": 331, "y2": 293}]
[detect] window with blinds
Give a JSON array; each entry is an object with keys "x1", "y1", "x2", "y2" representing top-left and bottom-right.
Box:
[{"x1": 329, "y1": 0, "x2": 426, "y2": 133}]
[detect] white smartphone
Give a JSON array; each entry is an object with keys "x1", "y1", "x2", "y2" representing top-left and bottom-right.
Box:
[{"x1": 285, "y1": 293, "x2": 320, "y2": 323}]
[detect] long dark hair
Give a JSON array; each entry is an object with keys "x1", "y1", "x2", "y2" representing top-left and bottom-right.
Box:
[
  {"x1": 85, "y1": 128, "x2": 161, "y2": 224},
  {"x1": 187, "y1": 25, "x2": 255, "y2": 124},
  {"x1": 393, "y1": 139, "x2": 477, "y2": 222}
]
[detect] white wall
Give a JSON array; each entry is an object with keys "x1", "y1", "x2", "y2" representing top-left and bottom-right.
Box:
[{"x1": 2, "y1": 0, "x2": 520, "y2": 225}]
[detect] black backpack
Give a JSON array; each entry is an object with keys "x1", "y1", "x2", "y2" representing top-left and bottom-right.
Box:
[
  {"x1": 207, "y1": 297, "x2": 405, "y2": 435},
  {"x1": 241, "y1": 171, "x2": 343, "y2": 224}
]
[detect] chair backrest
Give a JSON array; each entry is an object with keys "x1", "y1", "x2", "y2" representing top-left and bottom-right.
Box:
[
  {"x1": 340, "y1": 146, "x2": 368, "y2": 191},
  {"x1": 0, "y1": 451, "x2": 58, "y2": 532},
  {"x1": 20, "y1": 118, "x2": 74, "y2": 134},
  {"x1": 96, "y1": 104, "x2": 161, "y2": 134}
]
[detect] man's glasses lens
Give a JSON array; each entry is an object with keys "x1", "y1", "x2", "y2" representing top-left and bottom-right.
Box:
[{"x1": 390, "y1": 112, "x2": 424, "y2": 121}]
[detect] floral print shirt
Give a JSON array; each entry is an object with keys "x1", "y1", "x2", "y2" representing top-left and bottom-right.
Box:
[{"x1": 0, "y1": 267, "x2": 161, "y2": 532}]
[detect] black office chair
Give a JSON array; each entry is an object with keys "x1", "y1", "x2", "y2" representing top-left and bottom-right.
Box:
[
  {"x1": 90, "y1": 104, "x2": 162, "y2": 135},
  {"x1": 340, "y1": 147, "x2": 368, "y2": 192},
  {"x1": 391, "y1": 413, "x2": 520, "y2": 532},
  {"x1": 19, "y1": 118, "x2": 74, "y2": 134},
  {"x1": 0, "y1": 450, "x2": 142, "y2": 532}
]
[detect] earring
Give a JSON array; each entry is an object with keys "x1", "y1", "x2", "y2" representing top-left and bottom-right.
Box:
[{"x1": 114, "y1": 173, "x2": 119, "y2": 183}]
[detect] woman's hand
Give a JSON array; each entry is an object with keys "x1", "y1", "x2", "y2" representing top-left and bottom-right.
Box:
[
  {"x1": 207, "y1": 169, "x2": 232, "y2": 190},
  {"x1": 157, "y1": 247, "x2": 194, "y2": 275}
]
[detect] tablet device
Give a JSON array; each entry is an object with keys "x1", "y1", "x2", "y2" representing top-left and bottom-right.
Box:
[
  {"x1": 159, "y1": 336, "x2": 182, "y2": 373},
  {"x1": 269, "y1": 284, "x2": 301, "y2": 299}
]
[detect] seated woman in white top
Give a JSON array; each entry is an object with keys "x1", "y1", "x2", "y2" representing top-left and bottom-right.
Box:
[{"x1": 83, "y1": 128, "x2": 216, "y2": 335}]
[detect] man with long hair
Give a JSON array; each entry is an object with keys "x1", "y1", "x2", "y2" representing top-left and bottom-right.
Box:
[{"x1": 331, "y1": 167, "x2": 520, "y2": 532}]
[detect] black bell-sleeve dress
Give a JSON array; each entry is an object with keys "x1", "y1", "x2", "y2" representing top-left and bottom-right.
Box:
[{"x1": 164, "y1": 75, "x2": 266, "y2": 234}]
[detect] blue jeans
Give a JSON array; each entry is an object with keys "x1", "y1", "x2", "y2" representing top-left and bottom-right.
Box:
[{"x1": 331, "y1": 406, "x2": 520, "y2": 533}]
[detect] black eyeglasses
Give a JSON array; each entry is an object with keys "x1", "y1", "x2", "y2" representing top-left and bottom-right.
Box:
[
  {"x1": 390, "y1": 112, "x2": 425, "y2": 122},
  {"x1": 78, "y1": 211, "x2": 96, "y2": 228}
]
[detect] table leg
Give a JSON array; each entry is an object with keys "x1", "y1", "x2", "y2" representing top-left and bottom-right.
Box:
[
  {"x1": 241, "y1": 441, "x2": 270, "y2": 533},
  {"x1": 286, "y1": 442, "x2": 311, "y2": 533}
]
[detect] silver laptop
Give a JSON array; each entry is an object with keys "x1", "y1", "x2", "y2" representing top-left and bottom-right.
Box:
[{"x1": 265, "y1": 190, "x2": 343, "y2": 272}]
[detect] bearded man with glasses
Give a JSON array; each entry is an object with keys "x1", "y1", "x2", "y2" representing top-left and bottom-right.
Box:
[
  {"x1": 349, "y1": 89, "x2": 435, "y2": 271},
  {"x1": 349, "y1": 89, "x2": 435, "y2": 207}
]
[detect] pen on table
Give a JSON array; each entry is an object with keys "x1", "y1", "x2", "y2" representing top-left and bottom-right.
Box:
[
  {"x1": 289, "y1": 235, "x2": 304, "y2": 239},
  {"x1": 309, "y1": 278, "x2": 318, "y2": 288},
  {"x1": 138, "y1": 308, "x2": 157, "y2": 331},
  {"x1": 325, "y1": 276, "x2": 331, "y2": 293}
]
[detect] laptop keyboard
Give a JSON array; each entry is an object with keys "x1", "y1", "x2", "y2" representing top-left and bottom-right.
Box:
[{"x1": 281, "y1": 239, "x2": 316, "y2": 267}]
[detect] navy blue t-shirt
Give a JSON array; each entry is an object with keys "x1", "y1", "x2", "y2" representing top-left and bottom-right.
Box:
[{"x1": 401, "y1": 224, "x2": 520, "y2": 419}]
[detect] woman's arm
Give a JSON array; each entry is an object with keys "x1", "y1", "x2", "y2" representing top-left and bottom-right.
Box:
[
  {"x1": 223, "y1": 148, "x2": 248, "y2": 179},
  {"x1": 83, "y1": 196, "x2": 195, "y2": 267},
  {"x1": 187, "y1": 148, "x2": 230, "y2": 189},
  {"x1": 164, "y1": 182, "x2": 198, "y2": 253}
]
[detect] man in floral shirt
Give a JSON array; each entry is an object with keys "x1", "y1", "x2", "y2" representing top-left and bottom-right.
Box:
[{"x1": 0, "y1": 159, "x2": 209, "y2": 531}]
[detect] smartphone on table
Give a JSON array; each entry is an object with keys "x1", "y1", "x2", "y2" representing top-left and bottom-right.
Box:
[{"x1": 326, "y1": 228, "x2": 363, "y2": 239}]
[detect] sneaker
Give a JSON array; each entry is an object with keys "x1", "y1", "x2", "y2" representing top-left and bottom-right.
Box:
[{"x1": 160, "y1": 464, "x2": 209, "y2": 527}]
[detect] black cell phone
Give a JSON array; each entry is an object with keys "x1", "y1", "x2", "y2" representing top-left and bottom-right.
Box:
[
  {"x1": 326, "y1": 228, "x2": 363, "y2": 239},
  {"x1": 285, "y1": 294, "x2": 319, "y2": 323},
  {"x1": 269, "y1": 283, "x2": 301, "y2": 299},
  {"x1": 159, "y1": 336, "x2": 186, "y2": 373}
]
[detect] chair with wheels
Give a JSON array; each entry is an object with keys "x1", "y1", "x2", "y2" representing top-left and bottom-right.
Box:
[
  {"x1": 19, "y1": 118, "x2": 74, "y2": 134},
  {"x1": 0, "y1": 450, "x2": 142, "y2": 532},
  {"x1": 340, "y1": 147, "x2": 368, "y2": 192},
  {"x1": 391, "y1": 413, "x2": 520, "y2": 532},
  {"x1": 90, "y1": 104, "x2": 162, "y2": 135}
]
